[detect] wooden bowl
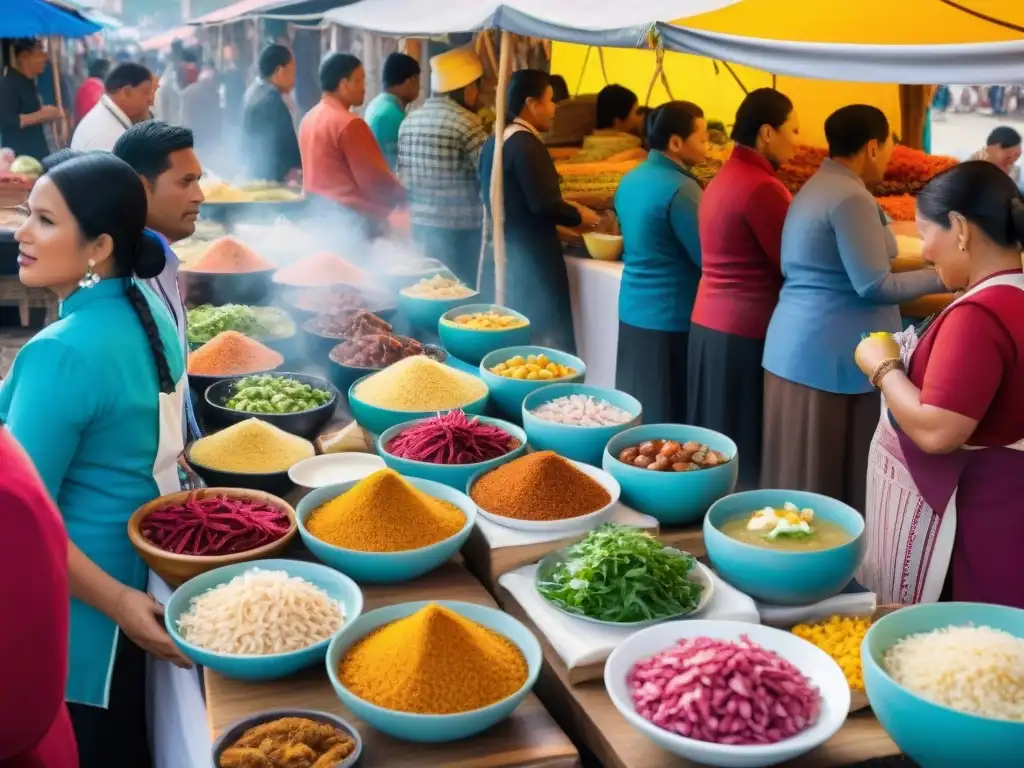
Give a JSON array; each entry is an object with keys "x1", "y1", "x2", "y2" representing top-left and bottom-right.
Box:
[{"x1": 127, "y1": 488, "x2": 298, "y2": 587}]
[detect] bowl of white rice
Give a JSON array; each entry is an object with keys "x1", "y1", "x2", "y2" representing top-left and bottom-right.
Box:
[
  {"x1": 165, "y1": 558, "x2": 363, "y2": 681},
  {"x1": 862, "y1": 601, "x2": 1024, "y2": 768}
]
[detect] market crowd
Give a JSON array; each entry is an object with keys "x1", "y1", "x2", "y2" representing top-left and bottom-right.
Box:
[{"x1": 1, "y1": 34, "x2": 1023, "y2": 768}]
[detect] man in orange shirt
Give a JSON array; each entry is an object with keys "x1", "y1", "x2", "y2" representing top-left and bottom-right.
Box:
[{"x1": 299, "y1": 53, "x2": 406, "y2": 232}]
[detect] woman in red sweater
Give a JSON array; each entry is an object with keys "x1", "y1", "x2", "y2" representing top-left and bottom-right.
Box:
[
  {"x1": 687, "y1": 89, "x2": 798, "y2": 489},
  {"x1": 0, "y1": 425, "x2": 77, "y2": 768}
]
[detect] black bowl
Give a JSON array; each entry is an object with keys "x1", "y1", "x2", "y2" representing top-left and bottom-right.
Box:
[
  {"x1": 327, "y1": 343, "x2": 447, "y2": 396},
  {"x1": 184, "y1": 444, "x2": 296, "y2": 496},
  {"x1": 181, "y1": 268, "x2": 277, "y2": 307},
  {"x1": 204, "y1": 372, "x2": 339, "y2": 440},
  {"x1": 211, "y1": 709, "x2": 361, "y2": 768},
  {"x1": 300, "y1": 320, "x2": 351, "y2": 363}
]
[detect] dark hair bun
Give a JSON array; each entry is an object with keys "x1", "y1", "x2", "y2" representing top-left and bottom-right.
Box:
[
  {"x1": 1010, "y1": 197, "x2": 1024, "y2": 246},
  {"x1": 134, "y1": 231, "x2": 167, "y2": 280}
]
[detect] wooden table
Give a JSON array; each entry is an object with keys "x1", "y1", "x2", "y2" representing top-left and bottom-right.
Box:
[
  {"x1": 205, "y1": 561, "x2": 581, "y2": 768},
  {"x1": 498, "y1": 588, "x2": 901, "y2": 768}
]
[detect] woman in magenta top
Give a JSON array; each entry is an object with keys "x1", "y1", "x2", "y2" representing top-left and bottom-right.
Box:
[
  {"x1": 856, "y1": 161, "x2": 1024, "y2": 607},
  {"x1": 73, "y1": 59, "x2": 109, "y2": 122},
  {"x1": 0, "y1": 426, "x2": 77, "y2": 768},
  {"x1": 688, "y1": 89, "x2": 798, "y2": 489}
]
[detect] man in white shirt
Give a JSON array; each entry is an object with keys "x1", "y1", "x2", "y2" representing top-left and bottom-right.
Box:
[{"x1": 71, "y1": 62, "x2": 155, "y2": 151}]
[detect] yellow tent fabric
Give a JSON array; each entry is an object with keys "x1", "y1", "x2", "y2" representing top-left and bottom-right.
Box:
[
  {"x1": 677, "y1": 0, "x2": 1024, "y2": 44},
  {"x1": 551, "y1": 46, "x2": 902, "y2": 148}
]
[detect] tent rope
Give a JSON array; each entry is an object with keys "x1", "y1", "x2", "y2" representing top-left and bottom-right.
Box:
[
  {"x1": 597, "y1": 47, "x2": 609, "y2": 85},
  {"x1": 643, "y1": 28, "x2": 673, "y2": 105},
  {"x1": 937, "y1": 0, "x2": 1024, "y2": 33},
  {"x1": 720, "y1": 61, "x2": 750, "y2": 95},
  {"x1": 573, "y1": 46, "x2": 591, "y2": 96}
]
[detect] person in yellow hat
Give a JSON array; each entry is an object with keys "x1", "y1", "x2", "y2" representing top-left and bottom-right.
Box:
[{"x1": 396, "y1": 46, "x2": 489, "y2": 288}]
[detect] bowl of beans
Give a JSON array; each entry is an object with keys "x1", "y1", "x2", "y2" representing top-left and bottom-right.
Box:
[
  {"x1": 327, "y1": 334, "x2": 446, "y2": 394},
  {"x1": 602, "y1": 424, "x2": 738, "y2": 525},
  {"x1": 301, "y1": 310, "x2": 394, "y2": 361},
  {"x1": 437, "y1": 304, "x2": 531, "y2": 365},
  {"x1": 522, "y1": 383, "x2": 641, "y2": 466},
  {"x1": 604, "y1": 620, "x2": 849, "y2": 767},
  {"x1": 479, "y1": 346, "x2": 586, "y2": 424}
]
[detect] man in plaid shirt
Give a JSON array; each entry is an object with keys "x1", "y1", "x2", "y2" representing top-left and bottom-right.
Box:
[{"x1": 397, "y1": 47, "x2": 488, "y2": 289}]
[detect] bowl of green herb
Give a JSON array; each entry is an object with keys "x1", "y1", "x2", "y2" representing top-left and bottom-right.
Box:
[
  {"x1": 205, "y1": 372, "x2": 339, "y2": 439},
  {"x1": 535, "y1": 524, "x2": 712, "y2": 627},
  {"x1": 187, "y1": 304, "x2": 296, "y2": 348}
]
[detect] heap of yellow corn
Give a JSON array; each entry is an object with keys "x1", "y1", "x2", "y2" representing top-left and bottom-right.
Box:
[{"x1": 792, "y1": 615, "x2": 872, "y2": 691}]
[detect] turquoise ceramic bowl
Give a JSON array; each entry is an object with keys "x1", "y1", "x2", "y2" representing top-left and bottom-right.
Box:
[
  {"x1": 437, "y1": 304, "x2": 532, "y2": 365},
  {"x1": 347, "y1": 373, "x2": 489, "y2": 436},
  {"x1": 602, "y1": 424, "x2": 737, "y2": 525},
  {"x1": 863, "y1": 602, "x2": 1024, "y2": 768},
  {"x1": 703, "y1": 489, "x2": 865, "y2": 605},
  {"x1": 377, "y1": 415, "x2": 527, "y2": 490},
  {"x1": 165, "y1": 559, "x2": 363, "y2": 681},
  {"x1": 479, "y1": 346, "x2": 586, "y2": 424},
  {"x1": 522, "y1": 384, "x2": 641, "y2": 466},
  {"x1": 326, "y1": 600, "x2": 541, "y2": 742},
  {"x1": 296, "y1": 477, "x2": 477, "y2": 583},
  {"x1": 398, "y1": 288, "x2": 479, "y2": 332}
]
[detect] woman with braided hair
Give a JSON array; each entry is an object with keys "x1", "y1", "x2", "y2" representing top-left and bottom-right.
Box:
[{"x1": 0, "y1": 152, "x2": 190, "y2": 767}]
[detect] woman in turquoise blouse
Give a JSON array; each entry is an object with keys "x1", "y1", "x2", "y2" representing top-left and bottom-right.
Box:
[
  {"x1": 614, "y1": 102, "x2": 708, "y2": 423},
  {"x1": 0, "y1": 153, "x2": 190, "y2": 767}
]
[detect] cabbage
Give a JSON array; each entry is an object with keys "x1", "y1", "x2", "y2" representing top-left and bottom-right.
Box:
[{"x1": 10, "y1": 156, "x2": 43, "y2": 177}]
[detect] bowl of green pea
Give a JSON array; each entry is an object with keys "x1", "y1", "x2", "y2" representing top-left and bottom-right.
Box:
[{"x1": 205, "y1": 372, "x2": 340, "y2": 439}]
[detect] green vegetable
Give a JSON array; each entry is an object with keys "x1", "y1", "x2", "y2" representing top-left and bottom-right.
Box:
[
  {"x1": 537, "y1": 524, "x2": 703, "y2": 623},
  {"x1": 187, "y1": 304, "x2": 295, "y2": 345},
  {"x1": 224, "y1": 375, "x2": 332, "y2": 414}
]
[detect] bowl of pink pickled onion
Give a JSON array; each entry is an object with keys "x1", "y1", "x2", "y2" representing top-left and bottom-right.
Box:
[
  {"x1": 604, "y1": 620, "x2": 849, "y2": 767},
  {"x1": 128, "y1": 488, "x2": 298, "y2": 587}
]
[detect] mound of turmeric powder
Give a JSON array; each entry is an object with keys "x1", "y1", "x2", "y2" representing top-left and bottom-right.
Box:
[
  {"x1": 338, "y1": 603, "x2": 528, "y2": 714},
  {"x1": 306, "y1": 469, "x2": 464, "y2": 552}
]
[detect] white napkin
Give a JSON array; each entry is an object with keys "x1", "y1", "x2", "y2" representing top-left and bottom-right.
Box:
[
  {"x1": 476, "y1": 502, "x2": 658, "y2": 549},
  {"x1": 755, "y1": 592, "x2": 878, "y2": 627},
  {"x1": 498, "y1": 564, "x2": 760, "y2": 671}
]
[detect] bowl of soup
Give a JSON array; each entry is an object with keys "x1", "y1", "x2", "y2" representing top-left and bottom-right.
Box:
[{"x1": 703, "y1": 490, "x2": 865, "y2": 606}]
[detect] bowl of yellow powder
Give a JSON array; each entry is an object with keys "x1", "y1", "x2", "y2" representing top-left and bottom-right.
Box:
[
  {"x1": 326, "y1": 601, "x2": 541, "y2": 742},
  {"x1": 296, "y1": 469, "x2": 477, "y2": 583},
  {"x1": 186, "y1": 418, "x2": 316, "y2": 495},
  {"x1": 347, "y1": 356, "x2": 489, "y2": 435}
]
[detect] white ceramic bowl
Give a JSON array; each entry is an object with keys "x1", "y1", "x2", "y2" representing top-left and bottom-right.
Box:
[
  {"x1": 469, "y1": 459, "x2": 620, "y2": 535},
  {"x1": 604, "y1": 620, "x2": 850, "y2": 767},
  {"x1": 288, "y1": 453, "x2": 387, "y2": 490}
]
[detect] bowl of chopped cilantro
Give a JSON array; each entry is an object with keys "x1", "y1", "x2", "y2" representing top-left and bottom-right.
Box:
[
  {"x1": 206, "y1": 372, "x2": 339, "y2": 439},
  {"x1": 187, "y1": 304, "x2": 298, "y2": 358},
  {"x1": 535, "y1": 524, "x2": 712, "y2": 627}
]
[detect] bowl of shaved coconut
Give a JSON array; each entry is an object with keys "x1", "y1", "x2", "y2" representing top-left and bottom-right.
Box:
[{"x1": 863, "y1": 602, "x2": 1024, "y2": 768}]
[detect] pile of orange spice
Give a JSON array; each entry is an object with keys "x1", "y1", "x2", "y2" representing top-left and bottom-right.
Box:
[
  {"x1": 273, "y1": 252, "x2": 368, "y2": 287},
  {"x1": 187, "y1": 331, "x2": 283, "y2": 375},
  {"x1": 185, "y1": 236, "x2": 274, "y2": 273}
]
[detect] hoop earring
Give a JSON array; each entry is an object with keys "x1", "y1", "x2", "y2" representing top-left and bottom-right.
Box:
[{"x1": 78, "y1": 259, "x2": 100, "y2": 289}]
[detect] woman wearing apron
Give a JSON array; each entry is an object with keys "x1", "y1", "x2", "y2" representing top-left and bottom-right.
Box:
[
  {"x1": 0, "y1": 153, "x2": 190, "y2": 766},
  {"x1": 855, "y1": 160, "x2": 1024, "y2": 608},
  {"x1": 479, "y1": 69, "x2": 599, "y2": 352}
]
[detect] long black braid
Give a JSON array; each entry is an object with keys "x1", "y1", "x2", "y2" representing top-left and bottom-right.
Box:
[{"x1": 124, "y1": 281, "x2": 176, "y2": 395}]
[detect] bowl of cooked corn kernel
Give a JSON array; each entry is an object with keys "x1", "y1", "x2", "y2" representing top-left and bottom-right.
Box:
[
  {"x1": 792, "y1": 614, "x2": 872, "y2": 709},
  {"x1": 438, "y1": 304, "x2": 532, "y2": 365},
  {"x1": 479, "y1": 346, "x2": 586, "y2": 423}
]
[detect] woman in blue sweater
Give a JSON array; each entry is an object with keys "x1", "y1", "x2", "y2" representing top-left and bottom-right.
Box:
[{"x1": 614, "y1": 102, "x2": 708, "y2": 423}]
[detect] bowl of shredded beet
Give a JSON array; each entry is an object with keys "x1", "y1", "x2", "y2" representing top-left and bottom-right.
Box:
[
  {"x1": 128, "y1": 489, "x2": 298, "y2": 587},
  {"x1": 605, "y1": 620, "x2": 849, "y2": 767},
  {"x1": 376, "y1": 410, "x2": 528, "y2": 490}
]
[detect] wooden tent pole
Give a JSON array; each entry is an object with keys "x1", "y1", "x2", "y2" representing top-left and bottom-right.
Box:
[
  {"x1": 490, "y1": 30, "x2": 512, "y2": 305},
  {"x1": 48, "y1": 37, "x2": 67, "y2": 148}
]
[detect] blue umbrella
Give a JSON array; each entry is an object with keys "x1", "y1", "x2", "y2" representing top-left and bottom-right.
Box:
[{"x1": 1, "y1": 0, "x2": 102, "y2": 39}]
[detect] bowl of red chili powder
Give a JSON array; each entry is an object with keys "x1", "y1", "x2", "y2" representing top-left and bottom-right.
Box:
[{"x1": 128, "y1": 488, "x2": 297, "y2": 587}]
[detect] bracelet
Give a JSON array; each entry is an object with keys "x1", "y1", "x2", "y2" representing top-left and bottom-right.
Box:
[{"x1": 870, "y1": 358, "x2": 904, "y2": 388}]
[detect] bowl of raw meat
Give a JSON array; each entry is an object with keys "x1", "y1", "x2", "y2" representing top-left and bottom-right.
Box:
[
  {"x1": 128, "y1": 488, "x2": 298, "y2": 587},
  {"x1": 605, "y1": 620, "x2": 849, "y2": 767}
]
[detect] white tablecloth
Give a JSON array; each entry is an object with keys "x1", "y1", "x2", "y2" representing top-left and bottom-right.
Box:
[
  {"x1": 148, "y1": 573, "x2": 209, "y2": 768},
  {"x1": 564, "y1": 255, "x2": 623, "y2": 390}
]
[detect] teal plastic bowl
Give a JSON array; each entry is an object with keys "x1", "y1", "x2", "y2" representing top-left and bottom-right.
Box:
[
  {"x1": 326, "y1": 600, "x2": 541, "y2": 742},
  {"x1": 702, "y1": 489, "x2": 865, "y2": 605},
  {"x1": 602, "y1": 424, "x2": 737, "y2": 525},
  {"x1": 398, "y1": 288, "x2": 479, "y2": 332},
  {"x1": 437, "y1": 304, "x2": 532, "y2": 365},
  {"x1": 377, "y1": 415, "x2": 527, "y2": 489},
  {"x1": 479, "y1": 346, "x2": 586, "y2": 424},
  {"x1": 863, "y1": 602, "x2": 1024, "y2": 768},
  {"x1": 296, "y1": 477, "x2": 477, "y2": 583},
  {"x1": 522, "y1": 384, "x2": 641, "y2": 466},
  {"x1": 347, "y1": 372, "x2": 489, "y2": 436},
  {"x1": 165, "y1": 558, "x2": 363, "y2": 681}
]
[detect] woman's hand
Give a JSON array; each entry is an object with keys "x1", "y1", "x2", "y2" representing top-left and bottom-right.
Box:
[
  {"x1": 113, "y1": 588, "x2": 192, "y2": 669},
  {"x1": 568, "y1": 200, "x2": 601, "y2": 229},
  {"x1": 855, "y1": 333, "x2": 903, "y2": 378}
]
